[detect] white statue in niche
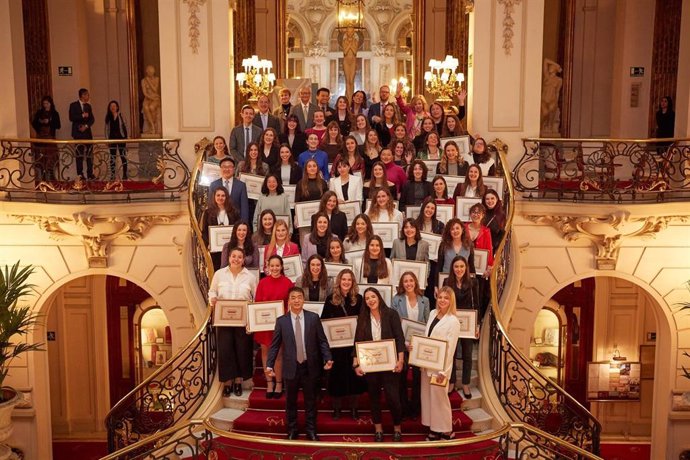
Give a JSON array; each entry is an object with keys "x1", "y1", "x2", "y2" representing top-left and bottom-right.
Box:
[
  {"x1": 141, "y1": 65, "x2": 162, "y2": 135},
  {"x1": 540, "y1": 58, "x2": 563, "y2": 136}
]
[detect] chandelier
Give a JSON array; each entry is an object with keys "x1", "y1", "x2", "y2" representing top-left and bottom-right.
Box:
[
  {"x1": 423, "y1": 55, "x2": 465, "y2": 110},
  {"x1": 235, "y1": 55, "x2": 276, "y2": 105}
]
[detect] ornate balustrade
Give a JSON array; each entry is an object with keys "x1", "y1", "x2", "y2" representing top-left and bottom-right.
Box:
[
  {"x1": 513, "y1": 137, "x2": 690, "y2": 202},
  {"x1": 0, "y1": 138, "x2": 189, "y2": 202}
]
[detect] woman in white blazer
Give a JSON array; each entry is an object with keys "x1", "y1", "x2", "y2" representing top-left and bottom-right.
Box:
[
  {"x1": 352, "y1": 235, "x2": 393, "y2": 284},
  {"x1": 419, "y1": 286, "x2": 461, "y2": 441},
  {"x1": 329, "y1": 159, "x2": 363, "y2": 203}
]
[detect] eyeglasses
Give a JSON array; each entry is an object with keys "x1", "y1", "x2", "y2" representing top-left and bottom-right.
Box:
[{"x1": 470, "y1": 210, "x2": 483, "y2": 215}]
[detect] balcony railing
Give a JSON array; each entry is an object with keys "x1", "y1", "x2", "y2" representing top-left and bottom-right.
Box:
[
  {"x1": 0, "y1": 137, "x2": 190, "y2": 202},
  {"x1": 513, "y1": 137, "x2": 690, "y2": 202}
]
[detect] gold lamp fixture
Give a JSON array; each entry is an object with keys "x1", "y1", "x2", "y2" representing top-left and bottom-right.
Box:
[
  {"x1": 336, "y1": 0, "x2": 365, "y2": 30},
  {"x1": 424, "y1": 55, "x2": 465, "y2": 111},
  {"x1": 235, "y1": 55, "x2": 276, "y2": 106}
]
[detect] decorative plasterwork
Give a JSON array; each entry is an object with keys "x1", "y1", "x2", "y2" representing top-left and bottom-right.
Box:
[
  {"x1": 183, "y1": 0, "x2": 207, "y2": 53},
  {"x1": 306, "y1": 41, "x2": 328, "y2": 57},
  {"x1": 12, "y1": 212, "x2": 179, "y2": 268},
  {"x1": 525, "y1": 212, "x2": 688, "y2": 270},
  {"x1": 304, "y1": 0, "x2": 330, "y2": 27},
  {"x1": 497, "y1": 0, "x2": 522, "y2": 55},
  {"x1": 372, "y1": 40, "x2": 395, "y2": 57},
  {"x1": 370, "y1": 0, "x2": 402, "y2": 37}
]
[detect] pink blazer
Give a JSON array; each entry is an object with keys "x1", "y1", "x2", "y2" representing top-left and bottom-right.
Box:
[{"x1": 396, "y1": 95, "x2": 429, "y2": 139}]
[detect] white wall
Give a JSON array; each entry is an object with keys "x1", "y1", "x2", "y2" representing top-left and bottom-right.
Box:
[{"x1": 0, "y1": 0, "x2": 29, "y2": 137}]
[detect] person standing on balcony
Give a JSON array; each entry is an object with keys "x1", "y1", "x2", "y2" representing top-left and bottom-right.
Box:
[
  {"x1": 104, "y1": 100, "x2": 128, "y2": 181},
  {"x1": 31, "y1": 95, "x2": 61, "y2": 181},
  {"x1": 655, "y1": 96, "x2": 675, "y2": 155},
  {"x1": 68, "y1": 88, "x2": 95, "y2": 180}
]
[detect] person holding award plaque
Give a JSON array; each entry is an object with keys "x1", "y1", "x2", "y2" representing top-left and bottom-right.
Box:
[
  {"x1": 253, "y1": 174, "x2": 292, "y2": 232},
  {"x1": 322, "y1": 269, "x2": 366, "y2": 420},
  {"x1": 302, "y1": 212, "x2": 337, "y2": 262},
  {"x1": 353, "y1": 236, "x2": 393, "y2": 284},
  {"x1": 255, "y1": 255, "x2": 294, "y2": 399},
  {"x1": 444, "y1": 256, "x2": 479, "y2": 399},
  {"x1": 209, "y1": 247, "x2": 258, "y2": 397},
  {"x1": 392, "y1": 272, "x2": 430, "y2": 418},
  {"x1": 452, "y1": 164, "x2": 488, "y2": 199},
  {"x1": 419, "y1": 286, "x2": 461, "y2": 441},
  {"x1": 414, "y1": 197, "x2": 445, "y2": 235},
  {"x1": 220, "y1": 221, "x2": 257, "y2": 269},
  {"x1": 201, "y1": 186, "x2": 240, "y2": 271},
  {"x1": 391, "y1": 218, "x2": 430, "y2": 262},
  {"x1": 399, "y1": 160, "x2": 432, "y2": 212},
  {"x1": 353, "y1": 288, "x2": 406, "y2": 442},
  {"x1": 437, "y1": 218, "x2": 475, "y2": 275},
  {"x1": 466, "y1": 203, "x2": 495, "y2": 321},
  {"x1": 367, "y1": 188, "x2": 404, "y2": 230},
  {"x1": 295, "y1": 254, "x2": 333, "y2": 302},
  {"x1": 263, "y1": 220, "x2": 299, "y2": 274},
  {"x1": 343, "y1": 214, "x2": 374, "y2": 252},
  {"x1": 311, "y1": 191, "x2": 349, "y2": 241}
]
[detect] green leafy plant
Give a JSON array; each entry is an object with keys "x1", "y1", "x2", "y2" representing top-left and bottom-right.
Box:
[{"x1": 0, "y1": 262, "x2": 43, "y2": 400}]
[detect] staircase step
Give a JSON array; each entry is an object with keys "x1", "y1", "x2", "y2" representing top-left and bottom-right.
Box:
[
  {"x1": 209, "y1": 408, "x2": 245, "y2": 431},
  {"x1": 464, "y1": 407, "x2": 493, "y2": 433},
  {"x1": 460, "y1": 386, "x2": 483, "y2": 410}
]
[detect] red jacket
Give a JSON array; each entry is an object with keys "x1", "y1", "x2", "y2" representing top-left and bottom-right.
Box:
[
  {"x1": 465, "y1": 223, "x2": 494, "y2": 267},
  {"x1": 383, "y1": 161, "x2": 407, "y2": 196},
  {"x1": 263, "y1": 242, "x2": 300, "y2": 274}
]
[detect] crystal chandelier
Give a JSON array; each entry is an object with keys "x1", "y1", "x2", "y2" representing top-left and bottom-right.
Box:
[
  {"x1": 235, "y1": 55, "x2": 276, "y2": 105},
  {"x1": 424, "y1": 55, "x2": 465, "y2": 110}
]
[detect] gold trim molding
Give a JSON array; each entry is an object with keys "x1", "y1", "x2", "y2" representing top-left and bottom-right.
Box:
[
  {"x1": 497, "y1": 0, "x2": 522, "y2": 55},
  {"x1": 525, "y1": 212, "x2": 688, "y2": 270},
  {"x1": 183, "y1": 0, "x2": 207, "y2": 54},
  {"x1": 12, "y1": 212, "x2": 179, "y2": 268}
]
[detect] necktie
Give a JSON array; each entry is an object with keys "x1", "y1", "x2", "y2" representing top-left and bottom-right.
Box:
[
  {"x1": 303, "y1": 105, "x2": 309, "y2": 123},
  {"x1": 224, "y1": 179, "x2": 229, "y2": 190},
  {"x1": 245, "y1": 127, "x2": 250, "y2": 154},
  {"x1": 262, "y1": 113, "x2": 267, "y2": 129},
  {"x1": 295, "y1": 315, "x2": 305, "y2": 363}
]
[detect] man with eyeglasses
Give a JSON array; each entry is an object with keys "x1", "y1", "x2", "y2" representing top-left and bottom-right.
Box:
[{"x1": 208, "y1": 157, "x2": 249, "y2": 222}]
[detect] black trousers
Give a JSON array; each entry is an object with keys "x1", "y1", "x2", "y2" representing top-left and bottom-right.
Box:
[
  {"x1": 366, "y1": 371, "x2": 402, "y2": 426},
  {"x1": 109, "y1": 143, "x2": 128, "y2": 179},
  {"x1": 75, "y1": 143, "x2": 93, "y2": 178},
  {"x1": 285, "y1": 361, "x2": 318, "y2": 433},
  {"x1": 449, "y1": 338, "x2": 474, "y2": 386},
  {"x1": 217, "y1": 327, "x2": 254, "y2": 382},
  {"x1": 399, "y1": 360, "x2": 421, "y2": 415}
]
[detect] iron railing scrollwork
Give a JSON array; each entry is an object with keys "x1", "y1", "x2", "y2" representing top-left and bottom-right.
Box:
[
  {"x1": 189, "y1": 138, "x2": 213, "y2": 300},
  {"x1": 104, "y1": 138, "x2": 217, "y2": 453},
  {"x1": 488, "y1": 141, "x2": 602, "y2": 454},
  {"x1": 512, "y1": 137, "x2": 690, "y2": 202},
  {"x1": 0, "y1": 138, "x2": 190, "y2": 202}
]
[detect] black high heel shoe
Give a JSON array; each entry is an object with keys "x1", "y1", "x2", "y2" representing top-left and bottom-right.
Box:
[
  {"x1": 266, "y1": 379, "x2": 275, "y2": 399},
  {"x1": 274, "y1": 381, "x2": 284, "y2": 399}
]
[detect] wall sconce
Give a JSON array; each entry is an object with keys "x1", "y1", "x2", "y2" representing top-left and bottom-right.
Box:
[{"x1": 611, "y1": 344, "x2": 627, "y2": 362}]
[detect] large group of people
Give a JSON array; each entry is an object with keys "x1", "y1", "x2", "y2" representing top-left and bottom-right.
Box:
[{"x1": 204, "y1": 83, "x2": 507, "y2": 442}]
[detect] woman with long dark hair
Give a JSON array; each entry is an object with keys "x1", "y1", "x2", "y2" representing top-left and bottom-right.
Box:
[
  {"x1": 258, "y1": 127, "x2": 280, "y2": 169},
  {"x1": 104, "y1": 100, "x2": 128, "y2": 180},
  {"x1": 320, "y1": 120, "x2": 344, "y2": 162},
  {"x1": 430, "y1": 175, "x2": 455, "y2": 205},
  {"x1": 482, "y1": 189, "x2": 506, "y2": 255},
  {"x1": 201, "y1": 186, "x2": 240, "y2": 271},
  {"x1": 311, "y1": 191, "x2": 348, "y2": 241},
  {"x1": 207, "y1": 136, "x2": 230, "y2": 164},
  {"x1": 465, "y1": 137, "x2": 496, "y2": 177},
  {"x1": 31, "y1": 95, "x2": 61, "y2": 181},
  {"x1": 353, "y1": 236, "x2": 393, "y2": 284},
  {"x1": 330, "y1": 135, "x2": 365, "y2": 179},
  {"x1": 252, "y1": 209, "x2": 276, "y2": 248},
  {"x1": 270, "y1": 144, "x2": 302, "y2": 185},
  {"x1": 302, "y1": 211, "x2": 335, "y2": 261},
  {"x1": 414, "y1": 197, "x2": 445, "y2": 235},
  {"x1": 452, "y1": 164, "x2": 487, "y2": 199},
  {"x1": 253, "y1": 173, "x2": 292, "y2": 231},
  {"x1": 344, "y1": 213, "x2": 374, "y2": 252},
  {"x1": 399, "y1": 160, "x2": 432, "y2": 212},
  {"x1": 279, "y1": 114, "x2": 307, "y2": 156},
  {"x1": 466, "y1": 203, "x2": 495, "y2": 320},
  {"x1": 437, "y1": 218, "x2": 475, "y2": 275},
  {"x1": 220, "y1": 221, "x2": 256, "y2": 269},
  {"x1": 295, "y1": 254, "x2": 333, "y2": 302}
]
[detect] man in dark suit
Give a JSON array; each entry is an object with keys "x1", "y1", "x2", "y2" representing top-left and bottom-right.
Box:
[
  {"x1": 368, "y1": 84, "x2": 395, "y2": 125},
  {"x1": 253, "y1": 95, "x2": 281, "y2": 132},
  {"x1": 288, "y1": 86, "x2": 318, "y2": 131},
  {"x1": 208, "y1": 158, "x2": 249, "y2": 222},
  {"x1": 315, "y1": 87, "x2": 335, "y2": 120},
  {"x1": 229, "y1": 105, "x2": 262, "y2": 162},
  {"x1": 68, "y1": 88, "x2": 96, "y2": 179},
  {"x1": 266, "y1": 287, "x2": 333, "y2": 441}
]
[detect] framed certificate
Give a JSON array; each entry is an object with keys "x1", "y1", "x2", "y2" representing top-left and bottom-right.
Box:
[
  {"x1": 365, "y1": 199, "x2": 399, "y2": 212},
  {"x1": 401, "y1": 318, "x2": 427, "y2": 344},
  {"x1": 284, "y1": 185, "x2": 296, "y2": 209},
  {"x1": 440, "y1": 135, "x2": 471, "y2": 156},
  {"x1": 356, "y1": 339, "x2": 397, "y2": 373},
  {"x1": 391, "y1": 259, "x2": 429, "y2": 289},
  {"x1": 405, "y1": 205, "x2": 421, "y2": 219},
  {"x1": 444, "y1": 176, "x2": 464, "y2": 194},
  {"x1": 247, "y1": 301, "x2": 284, "y2": 332},
  {"x1": 456, "y1": 197, "x2": 482, "y2": 221},
  {"x1": 200, "y1": 162, "x2": 221, "y2": 186},
  {"x1": 294, "y1": 200, "x2": 321, "y2": 228},
  {"x1": 303, "y1": 302, "x2": 324, "y2": 316},
  {"x1": 421, "y1": 160, "x2": 440, "y2": 174},
  {"x1": 345, "y1": 249, "x2": 364, "y2": 270},
  {"x1": 339, "y1": 201, "x2": 362, "y2": 226},
  {"x1": 213, "y1": 299, "x2": 247, "y2": 327},
  {"x1": 371, "y1": 222, "x2": 399, "y2": 248},
  {"x1": 282, "y1": 254, "x2": 304, "y2": 281},
  {"x1": 324, "y1": 262, "x2": 353, "y2": 279},
  {"x1": 436, "y1": 204, "x2": 455, "y2": 224},
  {"x1": 437, "y1": 272, "x2": 450, "y2": 289},
  {"x1": 420, "y1": 232, "x2": 442, "y2": 262},
  {"x1": 322, "y1": 316, "x2": 358, "y2": 348},
  {"x1": 239, "y1": 173, "x2": 265, "y2": 200},
  {"x1": 359, "y1": 284, "x2": 393, "y2": 306},
  {"x1": 483, "y1": 176, "x2": 505, "y2": 199},
  {"x1": 208, "y1": 225, "x2": 234, "y2": 253},
  {"x1": 456, "y1": 309, "x2": 478, "y2": 339},
  {"x1": 474, "y1": 248, "x2": 490, "y2": 276},
  {"x1": 408, "y1": 335, "x2": 448, "y2": 372}
]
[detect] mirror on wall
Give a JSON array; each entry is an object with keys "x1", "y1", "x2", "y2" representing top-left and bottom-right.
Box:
[
  {"x1": 529, "y1": 306, "x2": 567, "y2": 387},
  {"x1": 135, "y1": 306, "x2": 172, "y2": 382}
]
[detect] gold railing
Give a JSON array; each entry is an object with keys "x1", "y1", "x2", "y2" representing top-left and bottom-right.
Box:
[
  {"x1": 513, "y1": 136, "x2": 690, "y2": 202},
  {"x1": 0, "y1": 137, "x2": 189, "y2": 202},
  {"x1": 487, "y1": 140, "x2": 602, "y2": 453},
  {"x1": 104, "y1": 139, "x2": 216, "y2": 452}
]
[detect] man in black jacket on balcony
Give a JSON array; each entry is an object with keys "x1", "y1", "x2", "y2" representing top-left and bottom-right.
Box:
[{"x1": 68, "y1": 88, "x2": 95, "y2": 180}]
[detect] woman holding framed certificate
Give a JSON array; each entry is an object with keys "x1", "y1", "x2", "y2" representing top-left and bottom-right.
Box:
[
  {"x1": 430, "y1": 176, "x2": 455, "y2": 206},
  {"x1": 466, "y1": 137, "x2": 497, "y2": 177},
  {"x1": 208, "y1": 247, "x2": 258, "y2": 398},
  {"x1": 420, "y1": 286, "x2": 461, "y2": 441},
  {"x1": 436, "y1": 140, "x2": 469, "y2": 177},
  {"x1": 391, "y1": 218, "x2": 430, "y2": 262},
  {"x1": 254, "y1": 255, "x2": 294, "y2": 399},
  {"x1": 322, "y1": 269, "x2": 366, "y2": 419},
  {"x1": 201, "y1": 186, "x2": 240, "y2": 271},
  {"x1": 363, "y1": 161, "x2": 397, "y2": 200},
  {"x1": 437, "y1": 218, "x2": 476, "y2": 275},
  {"x1": 311, "y1": 191, "x2": 348, "y2": 241},
  {"x1": 295, "y1": 254, "x2": 333, "y2": 302},
  {"x1": 482, "y1": 190, "x2": 506, "y2": 255},
  {"x1": 302, "y1": 212, "x2": 336, "y2": 262},
  {"x1": 399, "y1": 160, "x2": 432, "y2": 212},
  {"x1": 452, "y1": 164, "x2": 488, "y2": 199},
  {"x1": 414, "y1": 197, "x2": 445, "y2": 235},
  {"x1": 252, "y1": 209, "x2": 276, "y2": 248},
  {"x1": 466, "y1": 203, "x2": 495, "y2": 320},
  {"x1": 220, "y1": 221, "x2": 257, "y2": 269},
  {"x1": 443, "y1": 256, "x2": 479, "y2": 399},
  {"x1": 325, "y1": 237, "x2": 348, "y2": 264},
  {"x1": 353, "y1": 288, "x2": 406, "y2": 442},
  {"x1": 343, "y1": 214, "x2": 374, "y2": 252},
  {"x1": 263, "y1": 220, "x2": 299, "y2": 274},
  {"x1": 367, "y1": 188, "x2": 404, "y2": 230},
  {"x1": 253, "y1": 174, "x2": 292, "y2": 231},
  {"x1": 392, "y1": 272, "x2": 430, "y2": 418},
  {"x1": 353, "y1": 236, "x2": 393, "y2": 284}
]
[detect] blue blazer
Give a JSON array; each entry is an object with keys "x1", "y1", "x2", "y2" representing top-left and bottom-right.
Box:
[
  {"x1": 391, "y1": 294, "x2": 431, "y2": 323},
  {"x1": 267, "y1": 310, "x2": 332, "y2": 380},
  {"x1": 208, "y1": 178, "x2": 249, "y2": 222}
]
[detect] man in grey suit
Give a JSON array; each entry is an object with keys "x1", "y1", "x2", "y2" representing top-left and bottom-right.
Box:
[
  {"x1": 266, "y1": 287, "x2": 333, "y2": 441},
  {"x1": 252, "y1": 95, "x2": 281, "y2": 132},
  {"x1": 288, "y1": 86, "x2": 318, "y2": 131},
  {"x1": 228, "y1": 105, "x2": 262, "y2": 162},
  {"x1": 208, "y1": 158, "x2": 249, "y2": 222}
]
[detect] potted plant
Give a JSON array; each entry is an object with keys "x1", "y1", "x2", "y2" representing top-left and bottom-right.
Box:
[{"x1": 0, "y1": 263, "x2": 43, "y2": 455}]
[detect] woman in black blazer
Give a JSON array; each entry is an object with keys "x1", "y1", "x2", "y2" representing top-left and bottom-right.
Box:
[
  {"x1": 270, "y1": 144, "x2": 303, "y2": 185},
  {"x1": 353, "y1": 287, "x2": 406, "y2": 442},
  {"x1": 399, "y1": 160, "x2": 433, "y2": 212},
  {"x1": 279, "y1": 114, "x2": 308, "y2": 158},
  {"x1": 310, "y1": 191, "x2": 348, "y2": 241},
  {"x1": 201, "y1": 186, "x2": 240, "y2": 271}
]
